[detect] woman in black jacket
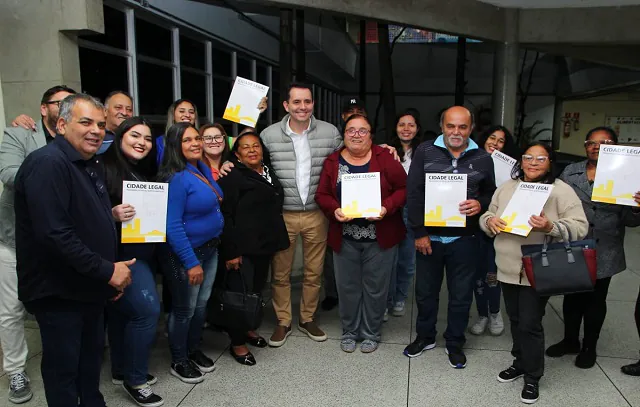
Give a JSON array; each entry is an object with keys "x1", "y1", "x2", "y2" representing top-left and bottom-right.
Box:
[
  {"x1": 99, "y1": 117, "x2": 164, "y2": 406},
  {"x1": 217, "y1": 131, "x2": 289, "y2": 365}
]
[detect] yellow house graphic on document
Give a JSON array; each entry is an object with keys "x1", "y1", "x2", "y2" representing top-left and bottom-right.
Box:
[
  {"x1": 424, "y1": 206, "x2": 465, "y2": 227},
  {"x1": 122, "y1": 219, "x2": 166, "y2": 243}
]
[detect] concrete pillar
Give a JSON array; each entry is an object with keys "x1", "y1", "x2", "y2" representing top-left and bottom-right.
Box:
[
  {"x1": 491, "y1": 8, "x2": 519, "y2": 133},
  {"x1": 0, "y1": 0, "x2": 103, "y2": 120}
]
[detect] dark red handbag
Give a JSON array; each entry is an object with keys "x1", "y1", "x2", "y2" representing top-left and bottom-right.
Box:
[{"x1": 520, "y1": 222, "x2": 597, "y2": 296}]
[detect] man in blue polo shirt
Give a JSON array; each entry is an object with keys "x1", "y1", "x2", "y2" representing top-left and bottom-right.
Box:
[{"x1": 404, "y1": 106, "x2": 496, "y2": 368}]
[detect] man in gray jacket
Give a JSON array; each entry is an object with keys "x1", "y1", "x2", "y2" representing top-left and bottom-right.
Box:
[
  {"x1": 262, "y1": 83, "x2": 342, "y2": 346},
  {"x1": 0, "y1": 85, "x2": 75, "y2": 404}
]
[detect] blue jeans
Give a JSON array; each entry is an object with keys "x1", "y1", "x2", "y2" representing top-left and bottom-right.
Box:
[
  {"x1": 414, "y1": 236, "x2": 478, "y2": 348},
  {"x1": 108, "y1": 259, "x2": 161, "y2": 386},
  {"x1": 34, "y1": 303, "x2": 105, "y2": 407},
  {"x1": 389, "y1": 206, "x2": 415, "y2": 306},
  {"x1": 473, "y1": 235, "x2": 501, "y2": 317},
  {"x1": 163, "y1": 245, "x2": 218, "y2": 363}
]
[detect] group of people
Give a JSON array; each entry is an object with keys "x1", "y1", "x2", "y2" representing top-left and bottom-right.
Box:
[{"x1": 0, "y1": 82, "x2": 639, "y2": 407}]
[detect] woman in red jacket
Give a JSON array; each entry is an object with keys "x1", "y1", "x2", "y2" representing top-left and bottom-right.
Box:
[{"x1": 316, "y1": 114, "x2": 407, "y2": 353}]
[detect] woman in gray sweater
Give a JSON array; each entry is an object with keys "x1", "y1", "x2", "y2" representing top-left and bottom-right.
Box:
[{"x1": 545, "y1": 127, "x2": 640, "y2": 369}]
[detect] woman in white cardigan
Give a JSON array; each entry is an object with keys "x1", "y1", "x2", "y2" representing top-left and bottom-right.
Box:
[{"x1": 479, "y1": 142, "x2": 588, "y2": 405}]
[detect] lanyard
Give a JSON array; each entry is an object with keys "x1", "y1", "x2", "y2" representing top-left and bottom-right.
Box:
[{"x1": 188, "y1": 170, "x2": 222, "y2": 203}]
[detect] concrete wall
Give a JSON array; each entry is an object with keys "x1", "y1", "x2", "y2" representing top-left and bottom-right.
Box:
[
  {"x1": 558, "y1": 92, "x2": 640, "y2": 156},
  {"x1": 0, "y1": 0, "x2": 103, "y2": 120}
]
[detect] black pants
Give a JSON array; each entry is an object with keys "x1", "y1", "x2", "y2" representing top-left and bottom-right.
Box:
[
  {"x1": 635, "y1": 287, "x2": 640, "y2": 341},
  {"x1": 502, "y1": 283, "x2": 549, "y2": 383},
  {"x1": 34, "y1": 303, "x2": 106, "y2": 407},
  {"x1": 415, "y1": 236, "x2": 478, "y2": 348},
  {"x1": 226, "y1": 255, "x2": 271, "y2": 346},
  {"x1": 562, "y1": 277, "x2": 612, "y2": 348}
]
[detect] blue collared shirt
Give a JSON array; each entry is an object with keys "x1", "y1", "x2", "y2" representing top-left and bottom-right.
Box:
[{"x1": 430, "y1": 135, "x2": 478, "y2": 245}]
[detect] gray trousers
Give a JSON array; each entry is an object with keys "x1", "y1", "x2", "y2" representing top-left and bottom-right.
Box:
[{"x1": 333, "y1": 240, "x2": 397, "y2": 342}]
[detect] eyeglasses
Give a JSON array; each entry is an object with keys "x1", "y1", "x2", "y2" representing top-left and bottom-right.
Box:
[
  {"x1": 45, "y1": 100, "x2": 64, "y2": 107},
  {"x1": 451, "y1": 158, "x2": 458, "y2": 174},
  {"x1": 203, "y1": 135, "x2": 225, "y2": 143},
  {"x1": 345, "y1": 128, "x2": 370, "y2": 137},
  {"x1": 584, "y1": 139, "x2": 615, "y2": 148},
  {"x1": 522, "y1": 155, "x2": 549, "y2": 163}
]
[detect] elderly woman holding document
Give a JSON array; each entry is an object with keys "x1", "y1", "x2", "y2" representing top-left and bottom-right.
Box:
[
  {"x1": 479, "y1": 141, "x2": 588, "y2": 405},
  {"x1": 545, "y1": 127, "x2": 640, "y2": 370},
  {"x1": 316, "y1": 114, "x2": 407, "y2": 354}
]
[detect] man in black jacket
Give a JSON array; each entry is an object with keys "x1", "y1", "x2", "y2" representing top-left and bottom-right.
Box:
[
  {"x1": 403, "y1": 106, "x2": 496, "y2": 369},
  {"x1": 14, "y1": 93, "x2": 134, "y2": 407}
]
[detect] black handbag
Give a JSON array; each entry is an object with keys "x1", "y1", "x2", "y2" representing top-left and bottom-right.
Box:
[
  {"x1": 520, "y1": 221, "x2": 597, "y2": 296},
  {"x1": 210, "y1": 265, "x2": 264, "y2": 331}
]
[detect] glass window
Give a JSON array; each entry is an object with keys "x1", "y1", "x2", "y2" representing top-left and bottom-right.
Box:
[
  {"x1": 213, "y1": 79, "x2": 232, "y2": 120},
  {"x1": 135, "y1": 18, "x2": 171, "y2": 61},
  {"x1": 180, "y1": 36, "x2": 205, "y2": 70},
  {"x1": 137, "y1": 61, "x2": 173, "y2": 116},
  {"x1": 80, "y1": 6, "x2": 126, "y2": 49},
  {"x1": 212, "y1": 48, "x2": 231, "y2": 77},
  {"x1": 181, "y1": 71, "x2": 207, "y2": 120},
  {"x1": 257, "y1": 64, "x2": 268, "y2": 86},
  {"x1": 79, "y1": 48, "x2": 128, "y2": 101},
  {"x1": 237, "y1": 57, "x2": 251, "y2": 79},
  {"x1": 272, "y1": 90, "x2": 281, "y2": 123}
]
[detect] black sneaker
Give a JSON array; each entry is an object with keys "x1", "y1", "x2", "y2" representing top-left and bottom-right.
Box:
[
  {"x1": 321, "y1": 296, "x2": 339, "y2": 311},
  {"x1": 575, "y1": 347, "x2": 597, "y2": 369},
  {"x1": 123, "y1": 382, "x2": 165, "y2": 407},
  {"x1": 112, "y1": 374, "x2": 158, "y2": 386},
  {"x1": 622, "y1": 360, "x2": 640, "y2": 376},
  {"x1": 403, "y1": 337, "x2": 436, "y2": 358},
  {"x1": 545, "y1": 339, "x2": 580, "y2": 357},
  {"x1": 188, "y1": 350, "x2": 216, "y2": 373},
  {"x1": 170, "y1": 361, "x2": 204, "y2": 384},
  {"x1": 445, "y1": 347, "x2": 467, "y2": 369},
  {"x1": 497, "y1": 366, "x2": 524, "y2": 383},
  {"x1": 521, "y1": 382, "x2": 539, "y2": 404}
]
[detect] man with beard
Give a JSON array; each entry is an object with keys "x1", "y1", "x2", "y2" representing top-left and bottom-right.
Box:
[
  {"x1": 404, "y1": 106, "x2": 496, "y2": 369},
  {"x1": 0, "y1": 85, "x2": 75, "y2": 404}
]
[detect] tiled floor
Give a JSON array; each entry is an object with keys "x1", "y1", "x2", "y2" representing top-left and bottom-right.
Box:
[{"x1": 1, "y1": 229, "x2": 640, "y2": 406}]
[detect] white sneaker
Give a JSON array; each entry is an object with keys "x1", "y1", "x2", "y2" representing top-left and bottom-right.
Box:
[
  {"x1": 392, "y1": 301, "x2": 405, "y2": 317},
  {"x1": 469, "y1": 316, "x2": 488, "y2": 335},
  {"x1": 489, "y1": 311, "x2": 505, "y2": 336},
  {"x1": 383, "y1": 309, "x2": 389, "y2": 322}
]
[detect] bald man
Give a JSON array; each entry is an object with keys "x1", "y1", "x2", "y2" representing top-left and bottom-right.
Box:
[{"x1": 404, "y1": 106, "x2": 496, "y2": 368}]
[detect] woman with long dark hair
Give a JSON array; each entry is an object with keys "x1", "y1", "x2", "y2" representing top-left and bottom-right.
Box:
[
  {"x1": 480, "y1": 142, "x2": 588, "y2": 404},
  {"x1": 469, "y1": 125, "x2": 517, "y2": 337},
  {"x1": 387, "y1": 109, "x2": 422, "y2": 318},
  {"x1": 156, "y1": 99, "x2": 201, "y2": 164},
  {"x1": 216, "y1": 131, "x2": 289, "y2": 365},
  {"x1": 158, "y1": 122, "x2": 224, "y2": 384},
  {"x1": 100, "y1": 117, "x2": 164, "y2": 406}
]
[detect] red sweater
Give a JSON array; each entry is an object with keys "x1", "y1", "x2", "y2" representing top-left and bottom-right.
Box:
[{"x1": 315, "y1": 145, "x2": 407, "y2": 253}]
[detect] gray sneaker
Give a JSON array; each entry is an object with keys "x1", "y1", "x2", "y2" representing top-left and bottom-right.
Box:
[
  {"x1": 392, "y1": 301, "x2": 406, "y2": 317},
  {"x1": 361, "y1": 340, "x2": 379, "y2": 353},
  {"x1": 9, "y1": 372, "x2": 33, "y2": 404},
  {"x1": 340, "y1": 339, "x2": 357, "y2": 353}
]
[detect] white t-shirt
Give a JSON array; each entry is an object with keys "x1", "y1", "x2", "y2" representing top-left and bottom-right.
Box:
[
  {"x1": 286, "y1": 118, "x2": 312, "y2": 204},
  {"x1": 401, "y1": 148, "x2": 412, "y2": 175}
]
